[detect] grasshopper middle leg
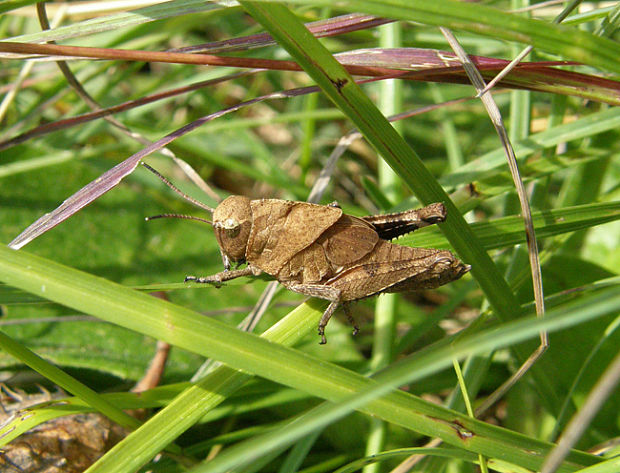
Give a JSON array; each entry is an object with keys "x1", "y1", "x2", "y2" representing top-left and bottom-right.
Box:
[{"x1": 283, "y1": 282, "x2": 350, "y2": 344}]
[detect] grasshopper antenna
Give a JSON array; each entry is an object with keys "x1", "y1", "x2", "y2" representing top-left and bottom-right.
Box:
[
  {"x1": 141, "y1": 162, "x2": 215, "y2": 213},
  {"x1": 145, "y1": 213, "x2": 212, "y2": 225}
]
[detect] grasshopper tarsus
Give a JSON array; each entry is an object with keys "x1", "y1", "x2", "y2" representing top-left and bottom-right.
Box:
[{"x1": 343, "y1": 303, "x2": 359, "y2": 336}]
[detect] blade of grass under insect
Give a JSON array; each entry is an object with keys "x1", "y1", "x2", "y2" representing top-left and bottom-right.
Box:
[
  {"x1": 0, "y1": 246, "x2": 611, "y2": 473},
  {"x1": 186, "y1": 287, "x2": 620, "y2": 473}
]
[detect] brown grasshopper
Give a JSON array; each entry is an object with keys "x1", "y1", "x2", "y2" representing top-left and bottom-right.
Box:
[
  {"x1": 186, "y1": 196, "x2": 469, "y2": 343},
  {"x1": 144, "y1": 165, "x2": 469, "y2": 343}
]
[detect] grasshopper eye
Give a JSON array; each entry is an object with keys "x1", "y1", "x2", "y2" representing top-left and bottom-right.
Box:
[
  {"x1": 225, "y1": 225, "x2": 240, "y2": 239},
  {"x1": 218, "y1": 218, "x2": 241, "y2": 238}
]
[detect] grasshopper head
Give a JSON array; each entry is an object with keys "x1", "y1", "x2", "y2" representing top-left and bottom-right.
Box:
[{"x1": 213, "y1": 195, "x2": 252, "y2": 262}]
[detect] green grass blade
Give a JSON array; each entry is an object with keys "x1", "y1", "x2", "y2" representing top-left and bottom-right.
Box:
[
  {"x1": 576, "y1": 457, "x2": 620, "y2": 473},
  {"x1": 441, "y1": 107, "x2": 620, "y2": 189},
  {"x1": 404, "y1": 202, "x2": 620, "y2": 250}
]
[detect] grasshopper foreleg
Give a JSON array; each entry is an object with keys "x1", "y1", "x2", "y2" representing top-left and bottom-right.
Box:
[{"x1": 185, "y1": 266, "x2": 258, "y2": 286}]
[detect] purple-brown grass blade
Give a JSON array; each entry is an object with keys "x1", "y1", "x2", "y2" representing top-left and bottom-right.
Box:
[
  {"x1": 8, "y1": 77, "x2": 383, "y2": 249},
  {"x1": 173, "y1": 13, "x2": 391, "y2": 54},
  {"x1": 9, "y1": 156, "x2": 145, "y2": 250}
]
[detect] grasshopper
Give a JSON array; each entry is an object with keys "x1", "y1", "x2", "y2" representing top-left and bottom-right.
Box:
[{"x1": 145, "y1": 166, "x2": 470, "y2": 343}]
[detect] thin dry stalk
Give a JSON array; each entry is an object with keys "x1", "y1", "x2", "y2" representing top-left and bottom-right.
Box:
[{"x1": 441, "y1": 27, "x2": 547, "y2": 414}]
